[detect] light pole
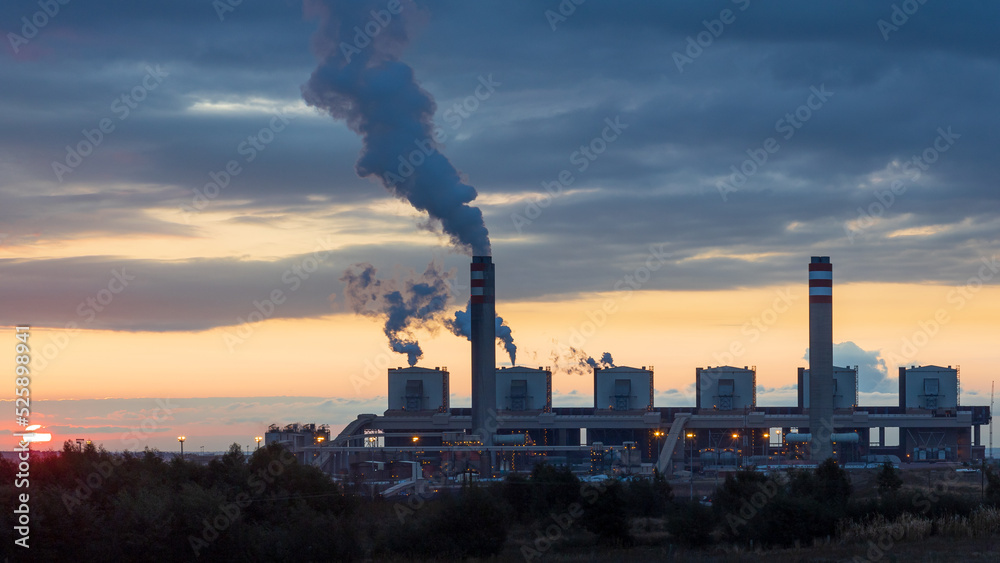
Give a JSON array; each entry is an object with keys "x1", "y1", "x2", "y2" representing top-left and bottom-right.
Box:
[
  {"x1": 177, "y1": 436, "x2": 186, "y2": 459},
  {"x1": 653, "y1": 430, "x2": 663, "y2": 463},
  {"x1": 255, "y1": 436, "x2": 263, "y2": 450},
  {"x1": 763, "y1": 432, "x2": 769, "y2": 463},
  {"x1": 732, "y1": 433, "x2": 739, "y2": 468},
  {"x1": 687, "y1": 432, "x2": 695, "y2": 499}
]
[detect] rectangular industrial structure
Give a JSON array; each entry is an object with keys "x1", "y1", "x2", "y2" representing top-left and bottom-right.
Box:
[
  {"x1": 271, "y1": 256, "x2": 992, "y2": 484},
  {"x1": 798, "y1": 366, "x2": 858, "y2": 410},
  {"x1": 387, "y1": 366, "x2": 449, "y2": 412},
  {"x1": 696, "y1": 366, "x2": 756, "y2": 411},
  {"x1": 496, "y1": 366, "x2": 551, "y2": 412},
  {"x1": 594, "y1": 366, "x2": 654, "y2": 411}
]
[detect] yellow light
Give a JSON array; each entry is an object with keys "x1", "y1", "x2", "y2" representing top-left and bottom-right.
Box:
[
  {"x1": 732, "y1": 434, "x2": 738, "y2": 439},
  {"x1": 686, "y1": 433, "x2": 694, "y2": 438},
  {"x1": 412, "y1": 436, "x2": 419, "y2": 442},
  {"x1": 255, "y1": 436, "x2": 263, "y2": 443},
  {"x1": 177, "y1": 436, "x2": 186, "y2": 442},
  {"x1": 763, "y1": 433, "x2": 769, "y2": 438}
]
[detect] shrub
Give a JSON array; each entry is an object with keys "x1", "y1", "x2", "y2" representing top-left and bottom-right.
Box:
[
  {"x1": 667, "y1": 501, "x2": 715, "y2": 547},
  {"x1": 876, "y1": 461, "x2": 903, "y2": 495},
  {"x1": 580, "y1": 479, "x2": 631, "y2": 545}
]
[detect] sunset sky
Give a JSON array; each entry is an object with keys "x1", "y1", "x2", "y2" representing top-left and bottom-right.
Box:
[{"x1": 1, "y1": 1, "x2": 998, "y2": 453}]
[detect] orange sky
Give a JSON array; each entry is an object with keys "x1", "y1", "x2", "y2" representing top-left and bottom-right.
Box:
[
  {"x1": 3, "y1": 279, "x2": 997, "y2": 452},
  {"x1": 6, "y1": 281, "x2": 997, "y2": 402}
]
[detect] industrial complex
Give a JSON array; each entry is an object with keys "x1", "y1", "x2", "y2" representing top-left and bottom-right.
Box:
[{"x1": 266, "y1": 257, "x2": 992, "y2": 490}]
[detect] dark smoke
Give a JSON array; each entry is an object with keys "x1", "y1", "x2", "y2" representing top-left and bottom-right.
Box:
[
  {"x1": 587, "y1": 352, "x2": 616, "y2": 370},
  {"x1": 551, "y1": 345, "x2": 615, "y2": 376},
  {"x1": 340, "y1": 262, "x2": 454, "y2": 366},
  {"x1": 446, "y1": 301, "x2": 517, "y2": 365},
  {"x1": 302, "y1": 0, "x2": 491, "y2": 255}
]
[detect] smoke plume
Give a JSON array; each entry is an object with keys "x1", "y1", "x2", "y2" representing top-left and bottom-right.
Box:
[
  {"x1": 446, "y1": 301, "x2": 517, "y2": 365},
  {"x1": 550, "y1": 345, "x2": 615, "y2": 376},
  {"x1": 340, "y1": 262, "x2": 454, "y2": 366},
  {"x1": 302, "y1": 0, "x2": 491, "y2": 255}
]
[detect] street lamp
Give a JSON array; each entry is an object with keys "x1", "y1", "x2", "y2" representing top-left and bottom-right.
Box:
[
  {"x1": 762, "y1": 433, "x2": 770, "y2": 461},
  {"x1": 177, "y1": 436, "x2": 186, "y2": 459},
  {"x1": 255, "y1": 436, "x2": 263, "y2": 450},
  {"x1": 686, "y1": 432, "x2": 696, "y2": 499},
  {"x1": 732, "y1": 433, "x2": 739, "y2": 468}
]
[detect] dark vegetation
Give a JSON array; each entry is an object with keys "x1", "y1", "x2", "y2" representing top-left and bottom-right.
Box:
[{"x1": 2, "y1": 444, "x2": 999, "y2": 562}]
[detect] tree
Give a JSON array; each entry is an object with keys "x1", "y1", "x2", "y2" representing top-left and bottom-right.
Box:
[
  {"x1": 667, "y1": 501, "x2": 715, "y2": 547},
  {"x1": 985, "y1": 465, "x2": 1000, "y2": 505},
  {"x1": 876, "y1": 461, "x2": 903, "y2": 496},
  {"x1": 812, "y1": 458, "x2": 852, "y2": 505},
  {"x1": 580, "y1": 479, "x2": 631, "y2": 545}
]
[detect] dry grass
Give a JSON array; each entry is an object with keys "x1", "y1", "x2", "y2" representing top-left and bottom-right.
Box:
[{"x1": 839, "y1": 506, "x2": 1000, "y2": 543}]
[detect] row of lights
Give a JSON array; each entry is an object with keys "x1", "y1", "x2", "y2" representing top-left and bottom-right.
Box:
[{"x1": 176, "y1": 435, "x2": 267, "y2": 458}]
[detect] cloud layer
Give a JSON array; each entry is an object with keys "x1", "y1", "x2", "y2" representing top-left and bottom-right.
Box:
[{"x1": 2, "y1": 0, "x2": 998, "y2": 334}]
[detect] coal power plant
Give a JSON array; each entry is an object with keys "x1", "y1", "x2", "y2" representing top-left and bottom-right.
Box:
[{"x1": 266, "y1": 256, "x2": 992, "y2": 492}]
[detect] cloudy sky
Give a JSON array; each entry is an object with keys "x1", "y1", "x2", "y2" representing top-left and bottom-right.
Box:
[{"x1": 1, "y1": 0, "x2": 997, "y2": 452}]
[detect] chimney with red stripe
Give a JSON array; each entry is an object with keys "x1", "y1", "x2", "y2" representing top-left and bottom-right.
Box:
[
  {"x1": 471, "y1": 256, "x2": 496, "y2": 450},
  {"x1": 808, "y1": 256, "x2": 834, "y2": 460}
]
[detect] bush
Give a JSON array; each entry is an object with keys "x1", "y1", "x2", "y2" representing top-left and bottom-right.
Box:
[
  {"x1": 667, "y1": 501, "x2": 715, "y2": 547},
  {"x1": 385, "y1": 485, "x2": 511, "y2": 559},
  {"x1": 580, "y1": 479, "x2": 631, "y2": 545},
  {"x1": 527, "y1": 463, "x2": 581, "y2": 519},
  {"x1": 622, "y1": 470, "x2": 673, "y2": 518},
  {"x1": 876, "y1": 461, "x2": 903, "y2": 496},
  {"x1": 986, "y1": 466, "x2": 1000, "y2": 506}
]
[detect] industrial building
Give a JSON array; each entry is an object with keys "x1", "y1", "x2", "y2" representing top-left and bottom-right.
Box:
[
  {"x1": 268, "y1": 256, "x2": 992, "y2": 488},
  {"x1": 798, "y1": 366, "x2": 858, "y2": 410}
]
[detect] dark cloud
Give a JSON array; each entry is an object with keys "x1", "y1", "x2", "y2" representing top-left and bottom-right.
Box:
[{"x1": 0, "y1": 0, "x2": 998, "y2": 332}]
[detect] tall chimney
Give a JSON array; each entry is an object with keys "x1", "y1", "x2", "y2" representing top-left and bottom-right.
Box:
[
  {"x1": 471, "y1": 256, "x2": 495, "y2": 451},
  {"x1": 808, "y1": 256, "x2": 834, "y2": 460}
]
